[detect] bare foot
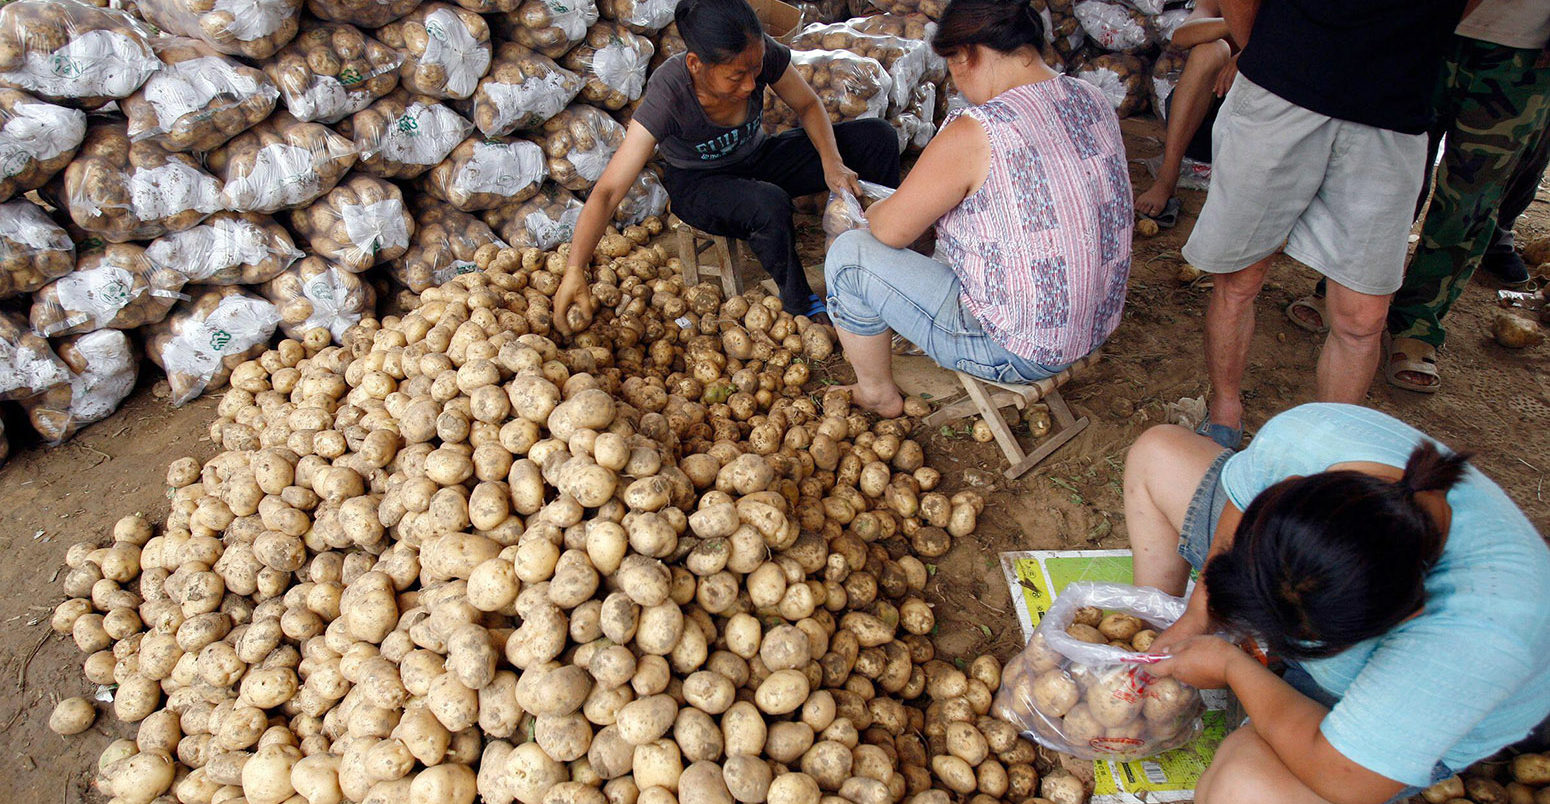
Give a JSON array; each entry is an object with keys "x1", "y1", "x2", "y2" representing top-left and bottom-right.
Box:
[
  {"x1": 839, "y1": 383, "x2": 905, "y2": 417},
  {"x1": 1136, "y1": 181, "x2": 1176, "y2": 217}
]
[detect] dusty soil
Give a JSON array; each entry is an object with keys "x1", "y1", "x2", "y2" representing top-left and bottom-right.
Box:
[{"x1": 1, "y1": 116, "x2": 1546, "y2": 801}]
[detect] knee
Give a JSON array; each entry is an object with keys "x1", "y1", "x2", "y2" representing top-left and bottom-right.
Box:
[
  {"x1": 851, "y1": 117, "x2": 898, "y2": 148},
  {"x1": 746, "y1": 186, "x2": 794, "y2": 229},
  {"x1": 1328, "y1": 301, "x2": 1389, "y2": 341},
  {"x1": 1124, "y1": 425, "x2": 1193, "y2": 494},
  {"x1": 1213, "y1": 270, "x2": 1265, "y2": 307},
  {"x1": 1187, "y1": 39, "x2": 1232, "y2": 72},
  {"x1": 1196, "y1": 731, "x2": 1284, "y2": 804}
]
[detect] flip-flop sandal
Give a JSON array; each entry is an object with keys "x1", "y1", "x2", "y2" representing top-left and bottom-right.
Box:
[
  {"x1": 1285, "y1": 295, "x2": 1330, "y2": 334},
  {"x1": 1137, "y1": 196, "x2": 1182, "y2": 230},
  {"x1": 1195, "y1": 418, "x2": 1243, "y2": 450},
  {"x1": 1384, "y1": 336, "x2": 1441, "y2": 394}
]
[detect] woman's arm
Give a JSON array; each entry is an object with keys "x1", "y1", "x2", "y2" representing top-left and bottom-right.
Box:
[
  {"x1": 863, "y1": 115, "x2": 984, "y2": 249},
  {"x1": 554, "y1": 120, "x2": 656, "y2": 334},
  {"x1": 1155, "y1": 640, "x2": 1408, "y2": 804},
  {"x1": 771, "y1": 65, "x2": 860, "y2": 195}
]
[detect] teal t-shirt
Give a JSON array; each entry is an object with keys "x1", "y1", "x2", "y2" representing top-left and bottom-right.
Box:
[{"x1": 1219, "y1": 403, "x2": 1550, "y2": 786}]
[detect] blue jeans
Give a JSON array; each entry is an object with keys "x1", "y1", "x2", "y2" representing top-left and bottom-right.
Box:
[{"x1": 824, "y1": 229, "x2": 1066, "y2": 384}]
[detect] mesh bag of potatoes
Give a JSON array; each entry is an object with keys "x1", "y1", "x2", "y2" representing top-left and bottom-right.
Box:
[
  {"x1": 121, "y1": 38, "x2": 279, "y2": 154},
  {"x1": 145, "y1": 211, "x2": 304, "y2": 286},
  {"x1": 376, "y1": 3, "x2": 493, "y2": 101},
  {"x1": 614, "y1": 164, "x2": 668, "y2": 227},
  {"x1": 305, "y1": 0, "x2": 419, "y2": 29},
  {"x1": 1074, "y1": 0, "x2": 1156, "y2": 53},
  {"x1": 463, "y1": 43, "x2": 582, "y2": 136},
  {"x1": 133, "y1": 0, "x2": 301, "y2": 60},
  {"x1": 0, "y1": 89, "x2": 86, "y2": 202},
  {"x1": 994, "y1": 582, "x2": 1206, "y2": 760},
  {"x1": 561, "y1": 21, "x2": 655, "y2": 111},
  {"x1": 337, "y1": 89, "x2": 475, "y2": 179},
  {"x1": 597, "y1": 0, "x2": 678, "y2": 36},
  {"x1": 1072, "y1": 52, "x2": 1151, "y2": 118},
  {"x1": 495, "y1": 0, "x2": 600, "y2": 59},
  {"x1": 264, "y1": 22, "x2": 403, "y2": 124},
  {"x1": 864, "y1": 0, "x2": 946, "y2": 21},
  {"x1": 530, "y1": 103, "x2": 625, "y2": 192},
  {"x1": 0, "y1": 310, "x2": 69, "y2": 402},
  {"x1": 289, "y1": 174, "x2": 413, "y2": 272},
  {"x1": 259, "y1": 254, "x2": 376, "y2": 342},
  {"x1": 763, "y1": 49, "x2": 891, "y2": 135},
  {"x1": 145, "y1": 286, "x2": 281, "y2": 405},
  {"x1": 55, "y1": 121, "x2": 224, "y2": 243},
  {"x1": 0, "y1": 0, "x2": 160, "y2": 108},
  {"x1": 19, "y1": 328, "x2": 137, "y2": 445},
  {"x1": 0, "y1": 198, "x2": 75, "y2": 299},
  {"x1": 422, "y1": 135, "x2": 548, "y2": 211},
  {"x1": 209, "y1": 111, "x2": 358, "y2": 214},
  {"x1": 31, "y1": 242, "x2": 189, "y2": 337},
  {"x1": 391, "y1": 202, "x2": 506, "y2": 291},
  {"x1": 790, "y1": 22, "x2": 929, "y2": 113},
  {"x1": 482, "y1": 180, "x2": 582, "y2": 249}
]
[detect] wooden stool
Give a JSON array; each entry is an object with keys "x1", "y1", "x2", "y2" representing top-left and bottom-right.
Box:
[
  {"x1": 674, "y1": 218, "x2": 747, "y2": 298},
  {"x1": 922, "y1": 351, "x2": 1101, "y2": 480}
]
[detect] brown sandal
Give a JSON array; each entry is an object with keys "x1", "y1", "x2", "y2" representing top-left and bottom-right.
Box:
[{"x1": 1384, "y1": 336, "x2": 1441, "y2": 394}]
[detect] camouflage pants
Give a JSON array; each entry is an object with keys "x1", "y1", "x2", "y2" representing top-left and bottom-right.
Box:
[{"x1": 1388, "y1": 37, "x2": 1550, "y2": 347}]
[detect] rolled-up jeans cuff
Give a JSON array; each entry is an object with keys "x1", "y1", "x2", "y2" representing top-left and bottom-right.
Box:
[{"x1": 824, "y1": 289, "x2": 889, "y2": 335}]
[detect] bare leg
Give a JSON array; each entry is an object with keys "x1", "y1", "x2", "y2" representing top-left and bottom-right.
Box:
[
  {"x1": 1124, "y1": 424, "x2": 1230, "y2": 596},
  {"x1": 1318, "y1": 279, "x2": 1391, "y2": 404},
  {"x1": 1196, "y1": 729, "x2": 1335, "y2": 804},
  {"x1": 835, "y1": 326, "x2": 905, "y2": 417},
  {"x1": 1137, "y1": 40, "x2": 1233, "y2": 217},
  {"x1": 1204, "y1": 257, "x2": 1272, "y2": 431}
]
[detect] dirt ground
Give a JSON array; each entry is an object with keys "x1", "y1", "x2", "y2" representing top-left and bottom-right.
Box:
[{"x1": 0, "y1": 116, "x2": 1546, "y2": 801}]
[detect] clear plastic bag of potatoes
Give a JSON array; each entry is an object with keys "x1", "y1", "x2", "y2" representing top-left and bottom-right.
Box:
[
  {"x1": 392, "y1": 202, "x2": 506, "y2": 291},
  {"x1": 289, "y1": 174, "x2": 413, "y2": 272},
  {"x1": 56, "y1": 121, "x2": 224, "y2": 243},
  {"x1": 790, "y1": 21, "x2": 929, "y2": 113},
  {"x1": 495, "y1": 0, "x2": 600, "y2": 59},
  {"x1": 264, "y1": 22, "x2": 403, "y2": 124},
  {"x1": 994, "y1": 582, "x2": 1206, "y2": 761},
  {"x1": 530, "y1": 103, "x2": 625, "y2": 193},
  {"x1": 864, "y1": 0, "x2": 945, "y2": 21},
  {"x1": 763, "y1": 49, "x2": 891, "y2": 135},
  {"x1": 822, "y1": 179, "x2": 891, "y2": 247},
  {"x1": 376, "y1": 3, "x2": 493, "y2": 101},
  {"x1": 134, "y1": 0, "x2": 301, "y2": 59},
  {"x1": 597, "y1": 0, "x2": 677, "y2": 34},
  {"x1": 0, "y1": 310, "x2": 70, "y2": 402},
  {"x1": 20, "y1": 328, "x2": 136, "y2": 444},
  {"x1": 891, "y1": 80, "x2": 935, "y2": 152},
  {"x1": 614, "y1": 165, "x2": 667, "y2": 227},
  {"x1": 0, "y1": 198, "x2": 75, "y2": 299},
  {"x1": 260, "y1": 255, "x2": 375, "y2": 341},
  {"x1": 561, "y1": 21, "x2": 655, "y2": 111},
  {"x1": 305, "y1": 0, "x2": 419, "y2": 29},
  {"x1": 0, "y1": 89, "x2": 86, "y2": 202},
  {"x1": 482, "y1": 181, "x2": 582, "y2": 250},
  {"x1": 336, "y1": 88, "x2": 474, "y2": 179},
  {"x1": 146, "y1": 211, "x2": 303, "y2": 286},
  {"x1": 146, "y1": 286, "x2": 281, "y2": 405},
  {"x1": 422, "y1": 135, "x2": 547, "y2": 211},
  {"x1": 651, "y1": 21, "x2": 685, "y2": 69},
  {"x1": 464, "y1": 42, "x2": 582, "y2": 136},
  {"x1": 1073, "y1": 52, "x2": 1151, "y2": 118},
  {"x1": 1074, "y1": 0, "x2": 1156, "y2": 53},
  {"x1": 122, "y1": 38, "x2": 280, "y2": 153},
  {"x1": 0, "y1": 0, "x2": 160, "y2": 108},
  {"x1": 209, "y1": 111, "x2": 358, "y2": 214},
  {"x1": 31, "y1": 242, "x2": 189, "y2": 337}
]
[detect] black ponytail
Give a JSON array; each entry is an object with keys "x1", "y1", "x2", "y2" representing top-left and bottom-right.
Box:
[
  {"x1": 1203, "y1": 441, "x2": 1471, "y2": 660},
  {"x1": 931, "y1": 0, "x2": 1045, "y2": 58},
  {"x1": 675, "y1": 0, "x2": 763, "y2": 65}
]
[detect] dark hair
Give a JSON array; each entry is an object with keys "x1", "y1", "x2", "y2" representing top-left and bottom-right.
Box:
[
  {"x1": 931, "y1": 0, "x2": 1046, "y2": 58},
  {"x1": 675, "y1": 0, "x2": 764, "y2": 65},
  {"x1": 1203, "y1": 441, "x2": 1470, "y2": 660}
]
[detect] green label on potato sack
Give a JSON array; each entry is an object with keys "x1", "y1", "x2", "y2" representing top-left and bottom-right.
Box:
[
  {"x1": 396, "y1": 113, "x2": 420, "y2": 135},
  {"x1": 208, "y1": 329, "x2": 232, "y2": 352},
  {"x1": 50, "y1": 54, "x2": 83, "y2": 79},
  {"x1": 339, "y1": 67, "x2": 364, "y2": 86}
]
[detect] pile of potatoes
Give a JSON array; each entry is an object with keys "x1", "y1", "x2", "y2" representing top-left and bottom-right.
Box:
[
  {"x1": 0, "y1": 89, "x2": 86, "y2": 202},
  {"x1": 495, "y1": 0, "x2": 600, "y2": 59},
  {"x1": 0, "y1": 0, "x2": 160, "y2": 108},
  {"x1": 1419, "y1": 753, "x2": 1550, "y2": 804},
  {"x1": 134, "y1": 0, "x2": 301, "y2": 59},
  {"x1": 56, "y1": 122, "x2": 225, "y2": 243},
  {"x1": 337, "y1": 89, "x2": 476, "y2": 179},
  {"x1": 561, "y1": 21, "x2": 656, "y2": 111},
  {"x1": 762, "y1": 50, "x2": 891, "y2": 136},
  {"x1": 423, "y1": 135, "x2": 549, "y2": 211},
  {"x1": 122, "y1": 38, "x2": 280, "y2": 154},
  {"x1": 43, "y1": 217, "x2": 1103, "y2": 804},
  {"x1": 0, "y1": 198, "x2": 76, "y2": 299},
  {"x1": 375, "y1": 3, "x2": 493, "y2": 101},
  {"x1": 146, "y1": 212, "x2": 305, "y2": 287},
  {"x1": 290, "y1": 175, "x2": 414, "y2": 273},
  {"x1": 264, "y1": 22, "x2": 404, "y2": 124},
  {"x1": 210, "y1": 112, "x2": 359, "y2": 214},
  {"x1": 532, "y1": 104, "x2": 627, "y2": 193},
  {"x1": 464, "y1": 43, "x2": 584, "y2": 137},
  {"x1": 30, "y1": 243, "x2": 189, "y2": 337}
]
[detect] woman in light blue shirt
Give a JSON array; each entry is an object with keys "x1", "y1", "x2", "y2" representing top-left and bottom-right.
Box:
[{"x1": 1123, "y1": 403, "x2": 1550, "y2": 804}]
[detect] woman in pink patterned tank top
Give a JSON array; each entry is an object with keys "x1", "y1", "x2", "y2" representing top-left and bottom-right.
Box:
[{"x1": 824, "y1": 0, "x2": 1131, "y2": 417}]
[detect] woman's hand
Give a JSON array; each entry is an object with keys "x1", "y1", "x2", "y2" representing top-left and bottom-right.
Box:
[
  {"x1": 553, "y1": 268, "x2": 594, "y2": 337},
  {"x1": 1149, "y1": 635, "x2": 1244, "y2": 690},
  {"x1": 824, "y1": 160, "x2": 861, "y2": 197},
  {"x1": 1150, "y1": 602, "x2": 1212, "y2": 653}
]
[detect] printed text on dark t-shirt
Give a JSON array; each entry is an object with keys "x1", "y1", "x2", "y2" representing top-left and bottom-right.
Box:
[{"x1": 696, "y1": 118, "x2": 762, "y2": 160}]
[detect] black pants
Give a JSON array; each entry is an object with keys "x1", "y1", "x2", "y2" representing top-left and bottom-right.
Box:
[{"x1": 662, "y1": 118, "x2": 901, "y2": 314}]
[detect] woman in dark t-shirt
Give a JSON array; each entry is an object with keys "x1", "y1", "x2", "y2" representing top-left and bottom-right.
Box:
[{"x1": 554, "y1": 0, "x2": 900, "y2": 330}]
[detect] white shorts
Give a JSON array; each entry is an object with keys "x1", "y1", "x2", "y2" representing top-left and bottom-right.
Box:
[{"x1": 1181, "y1": 76, "x2": 1427, "y2": 296}]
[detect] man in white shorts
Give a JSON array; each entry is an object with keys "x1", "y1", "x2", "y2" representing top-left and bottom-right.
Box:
[{"x1": 1181, "y1": 0, "x2": 1463, "y2": 448}]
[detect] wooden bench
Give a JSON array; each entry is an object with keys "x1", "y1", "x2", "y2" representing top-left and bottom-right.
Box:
[
  {"x1": 674, "y1": 218, "x2": 747, "y2": 298},
  {"x1": 922, "y1": 351, "x2": 1102, "y2": 480}
]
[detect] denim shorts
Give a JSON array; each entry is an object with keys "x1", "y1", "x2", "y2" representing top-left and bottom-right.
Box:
[
  {"x1": 1178, "y1": 448, "x2": 1235, "y2": 571},
  {"x1": 823, "y1": 229, "x2": 1067, "y2": 384}
]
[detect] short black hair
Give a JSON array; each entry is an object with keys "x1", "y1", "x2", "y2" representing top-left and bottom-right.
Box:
[
  {"x1": 675, "y1": 0, "x2": 764, "y2": 65},
  {"x1": 1204, "y1": 441, "x2": 1470, "y2": 660},
  {"x1": 931, "y1": 0, "x2": 1045, "y2": 59}
]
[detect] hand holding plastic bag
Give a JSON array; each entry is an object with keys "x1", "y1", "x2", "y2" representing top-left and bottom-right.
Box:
[{"x1": 822, "y1": 180, "x2": 893, "y2": 247}]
